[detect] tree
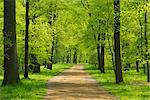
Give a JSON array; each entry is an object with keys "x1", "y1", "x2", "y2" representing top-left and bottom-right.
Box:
[
  {"x1": 2, "y1": 0, "x2": 20, "y2": 85},
  {"x1": 144, "y1": 0, "x2": 150, "y2": 82},
  {"x1": 100, "y1": 32, "x2": 105, "y2": 73},
  {"x1": 24, "y1": 0, "x2": 29, "y2": 78},
  {"x1": 73, "y1": 48, "x2": 78, "y2": 64},
  {"x1": 114, "y1": 0, "x2": 123, "y2": 83}
]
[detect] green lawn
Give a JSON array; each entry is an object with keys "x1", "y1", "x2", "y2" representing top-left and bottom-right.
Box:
[
  {"x1": 0, "y1": 63, "x2": 72, "y2": 100},
  {"x1": 84, "y1": 64, "x2": 150, "y2": 100}
]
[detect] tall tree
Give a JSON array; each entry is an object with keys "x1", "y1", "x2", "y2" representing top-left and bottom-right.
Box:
[
  {"x1": 48, "y1": 31, "x2": 55, "y2": 70},
  {"x1": 2, "y1": 0, "x2": 20, "y2": 85},
  {"x1": 114, "y1": 0, "x2": 123, "y2": 83},
  {"x1": 96, "y1": 33, "x2": 101, "y2": 72},
  {"x1": 144, "y1": 0, "x2": 150, "y2": 82},
  {"x1": 73, "y1": 48, "x2": 78, "y2": 64},
  {"x1": 47, "y1": 2, "x2": 57, "y2": 69},
  {"x1": 24, "y1": 0, "x2": 29, "y2": 78},
  {"x1": 100, "y1": 32, "x2": 105, "y2": 73}
]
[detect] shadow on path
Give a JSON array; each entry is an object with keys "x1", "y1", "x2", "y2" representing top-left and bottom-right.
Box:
[{"x1": 44, "y1": 64, "x2": 116, "y2": 100}]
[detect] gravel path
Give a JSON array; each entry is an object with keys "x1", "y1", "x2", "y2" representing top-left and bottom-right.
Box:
[{"x1": 44, "y1": 64, "x2": 116, "y2": 100}]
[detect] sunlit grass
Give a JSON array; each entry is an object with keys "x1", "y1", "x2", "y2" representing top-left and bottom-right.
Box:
[
  {"x1": 0, "y1": 63, "x2": 72, "y2": 100},
  {"x1": 84, "y1": 64, "x2": 150, "y2": 100}
]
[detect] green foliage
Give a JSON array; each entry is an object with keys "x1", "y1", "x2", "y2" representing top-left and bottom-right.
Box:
[
  {"x1": 0, "y1": 0, "x2": 148, "y2": 67},
  {"x1": 0, "y1": 0, "x2": 150, "y2": 98}
]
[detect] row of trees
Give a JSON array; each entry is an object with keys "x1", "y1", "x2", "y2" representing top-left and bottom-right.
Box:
[
  {"x1": 1, "y1": 0, "x2": 150, "y2": 85},
  {"x1": 1, "y1": 0, "x2": 87, "y2": 85},
  {"x1": 80, "y1": 0, "x2": 150, "y2": 83}
]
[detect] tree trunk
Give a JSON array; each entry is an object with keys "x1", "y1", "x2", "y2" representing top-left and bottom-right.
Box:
[
  {"x1": 2, "y1": 0, "x2": 20, "y2": 85},
  {"x1": 97, "y1": 44, "x2": 101, "y2": 71},
  {"x1": 144, "y1": 0, "x2": 150, "y2": 82},
  {"x1": 100, "y1": 32, "x2": 105, "y2": 73},
  {"x1": 54, "y1": 36, "x2": 58, "y2": 64},
  {"x1": 30, "y1": 54, "x2": 40, "y2": 73},
  {"x1": 66, "y1": 50, "x2": 69, "y2": 63},
  {"x1": 95, "y1": 33, "x2": 103, "y2": 72},
  {"x1": 136, "y1": 61, "x2": 139, "y2": 72},
  {"x1": 79, "y1": 53, "x2": 82, "y2": 63},
  {"x1": 100, "y1": 44, "x2": 105, "y2": 73},
  {"x1": 114, "y1": 0, "x2": 123, "y2": 84},
  {"x1": 44, "y1": 60, "x2": 47, "y2": 68},
  {"x1": 147, "y1": 62, "x2": 150, "y2": 82},
  {"x1": 47, "y1": 33, "x2": 55, "y2": 70},
  {"x1": 47, "y1": 7, "x2": 57, "y2": 69},
  {"x1": 33, "y1": 63, "x2": 40, "y2": 73},
  {"x1": 24, "y1": 1, "x2": 29, "y2": 78},
  {"x1": 69, "y1": 49, "x2": 72, "y2": 63},
  {"x1": 73, "y1": 49, "x2": 77, "y2": 64},
  {"x1": 50, "y1": 33, "x2": 55, "y2": 69}
]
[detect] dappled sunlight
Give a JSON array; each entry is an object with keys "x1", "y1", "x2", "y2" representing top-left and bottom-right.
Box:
[{"x1": 44, "y1": 65, "x2": 116, "y2": 100}]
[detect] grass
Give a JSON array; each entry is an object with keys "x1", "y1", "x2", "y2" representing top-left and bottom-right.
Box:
[
  {"x1": 0, "y1": 63, "x2": 72, "y2": 100},
  {"x1": 84, "y1": 64, "x2": 150, "y2": 100}
]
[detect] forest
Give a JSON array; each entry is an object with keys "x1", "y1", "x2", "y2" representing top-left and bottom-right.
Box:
[{"x1": 0, "y1": 0, "x2": 150, "y2": 100}]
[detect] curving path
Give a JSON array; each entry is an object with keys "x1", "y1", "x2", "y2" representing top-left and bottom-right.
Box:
[{"x1": 44, "y1": 64, "x2": 116, "y2": 100}]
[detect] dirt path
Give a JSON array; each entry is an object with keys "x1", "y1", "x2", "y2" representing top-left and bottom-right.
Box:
[{"x1": 44, "y1": 64, "x2": 116, "y2": 100}]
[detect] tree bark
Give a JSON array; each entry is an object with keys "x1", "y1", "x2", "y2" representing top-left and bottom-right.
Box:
[
  {"x1": 95, "y1": 33, "x2": 102, "y2": 72},
  {"x1": 30, "y1": 54, "x2": 40, "y2": 73},
  {"x1": 100, "y1": 33, "x2": 105, "y2": 73},
  {"x1": 79, "y1": 53, "x2": 82, "y2": 63},
  {"x1": 147, "y1": 62, "x2": 150, "y2": 82},
  {"x1": 136, "y1": 61, "x2": 139, "y2": 72},
  {"x1": 73, "y1": 48, "x2": 77, "y2": 64},
  {"x1": 66, "y1": 50, "x2": 69, "y2": 63},
  {"x1": 2, "y1": 0, "x2": 20, "y2": 85},
  {"x1": 144, "y1": 0, "x2": 150, "y2": 82},
  {"x1": 69, "y1": 49, "x2": 72, "y2": 63},
  {"x1": 47, "y1": 8, "x2": 57, "y2": 69},
  {"x1": 97, "y1": 43, "x2": 101, "y2": 71},
  {"x1": 114, "y1": 0, "x2": 123, "y2": 84},
  {"x1": 100, "y1": 44, "x2": 105, "y2": 73},
  {"x1": 54, "y1": 36, "x2": 58, "y2": 64},
  {"x1": 24, "y1": 1, "x2": 29, "y2": 78},
  {"x1": 47, "y1": 32, "x2": 55, "y2": 70}
]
